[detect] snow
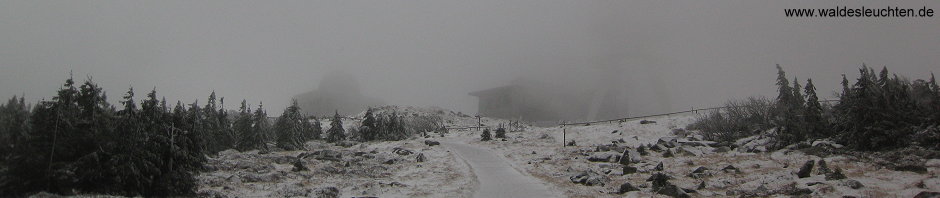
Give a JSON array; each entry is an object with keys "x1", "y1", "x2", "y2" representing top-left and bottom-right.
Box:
[
  {"x1": 197, "y1": 138, "x2": 474, "y2": 197},
  {"x1": 197, "y1": 106, "x2": 940, "y2": 197},
  {"x1": 452, "y1": 113, "x2": 940, "y2": 197}
]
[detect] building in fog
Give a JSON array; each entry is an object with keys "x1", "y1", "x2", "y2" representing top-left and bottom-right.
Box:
[{"x1": 470, "y1": 79, "x2": 628, "y2": 123}]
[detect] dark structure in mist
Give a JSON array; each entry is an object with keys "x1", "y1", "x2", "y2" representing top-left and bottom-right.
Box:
[
  {"x1": 293, "y1": 72, "x2": 384, "y2": 116},
  {"x1": 470, "y1": 78, "x2": 628, "y2": 123}
]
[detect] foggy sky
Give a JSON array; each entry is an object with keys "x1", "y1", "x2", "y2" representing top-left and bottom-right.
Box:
[{"x1": 2, "y1": 0, "x2": 938, "y2": 117}]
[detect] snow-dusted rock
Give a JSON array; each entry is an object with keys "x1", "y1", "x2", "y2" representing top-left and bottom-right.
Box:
[{"x1": 588, "y1": 152, "x2": 620, "y2": 163}]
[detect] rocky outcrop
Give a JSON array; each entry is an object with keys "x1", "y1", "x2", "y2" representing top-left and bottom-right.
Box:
[{"x1": 796, "y1": 160, "x2": 814, "y2": 178}]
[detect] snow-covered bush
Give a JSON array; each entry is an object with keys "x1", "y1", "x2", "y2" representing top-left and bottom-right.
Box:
[{"x1": 688, "y1": 96, "x2": 773, "y2": 144}]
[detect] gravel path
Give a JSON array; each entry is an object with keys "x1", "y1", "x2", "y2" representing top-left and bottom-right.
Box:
[{"x1": 443, "y1": 141, "x2": 558, "y2": 198}]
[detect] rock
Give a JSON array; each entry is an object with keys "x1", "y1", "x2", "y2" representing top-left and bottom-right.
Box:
[
  {"x1": 914, "y1": 191, "x2": 940, "y2": 198},
  {"x1": 677, "y1": 147, "x2": 702, "y2": 157},
  {"x1": 314, "y1": 187, "x2": 340, "y2": 198},
  {"x1": 663, "y1": 149, "x2": 674, "y2": 158},
  {"x1": 595, "y1": 144, "x2": 624, "y2": 152},
  {"x1": 647, "y1": 172, "x2": 673, "y2": 190},
  {"x1": 778, "y1": 182, "x2": 813, "y2": 195},
  {"x1": 319, "y1": 166, "x2": 345, "y2": 174},
  {"x1": 657, "y1": 138, "x2": 678, "y2": 148},
  {"x1": 623, "y1": 166, "x2": 638, "y2": 174},
  {"x1": 640, "y1": 120, "x2": 657, "y2": 124},
  {"x1": 811, "y1": 140, "x2": 844, "y2": 149},
  {"x1": 842, "y1": 179, "x2": 864, "y2": 189},
  {"x1": 393, "y1": 147, "x2": 414, "y2": 155},
  {"x1": 650, "y1": 144, "x2": 665, "y2": 151},
  {"x1": 721, "y1": 165, "x2": 740, "y2": 173},
  {"x1": 727, "y1": 184, "x2": 771, "y2": 197},
  {"x1": 681, "y1": 188, "x2": 697, "y2": 194},
  {"x1": 292, "y1": 160, "x2": 309, "y2": 172},
  {"x1": 697, "y1": 181, "x2": 706, "y2": 190},
  {"x1": 825, "y1": 167, "x2": 847, "y2": 180},
  {"x1": 381, "y1": 181, "x2": 408, "y2": 187},
  {"x1": 275, "y1": 183, "x2": 313, "y2": 197},
  {"x1": 619, "y1": 149, "x2": 631, "y2": 165},
  {"x1": 569, "y1": 170, "x2": 608, "y2": 186},
  {"x1": 689, "y1": 166, "x2": 709, "y2": 178},
  {"x1": 416, "y1": 153, "x2": 426, "y2": 163},
  {"x1": 637, "y1": 145, "x2": 649, "y2": 156},
  {"x1": 424, "y1": 140, "x2": 440, "y2": 146},
  {"x1": 926, "y1": 159, "x2": 940, "y2": 168},
  {"x1": 303, "y1": 150, "x2": 343, "y2": 161},
  {"x1": 566, "y1": 140, "x2": 577, "y2": 146},
  {"x1": 679, "y1": 141, "x2": 709, "y2": 147},
  {"x1": 585, "y1": 175, "x2": 609, "y2": 186},
  {"x1": 894, "y1": 164, "x2": 928, "y2": 174},
  {"x1": 597, "y1": 163, "x2": 622, "y2": 169},
  {"x1": 691, "y1": 166, "x2": 708, "y2": 174},
  {"x1": 274, "y1": 155, "x2": 301, "y2": 164},
  {"x1": 242, "y1": 172, "x2": 285, "y2": 183},
  {"x1": 796, "y1": 160, "x2": 815, "y2": 178},
  {"x1": 655, "y1": 183, "x2": 690, "y2": 198},
  {"x1": 654, "y1": 162, "x2": 664, "y2": 171},
  {"x1": 817, "y1": 160, "x2": 831, "y2": 175},
  {"x1": 588, "y1": 152, "x2": 620, "y2": 163},
  {"x1": 570, "y1": 173, "x2": 588, "y2": 184},
  {"x1": 617, "y1": 182, "x2": 639, "y2": 194},
  {"x1": 335, "y1": 141, "x2": 357, "y2": 147},
  {"x1": 715, "y1": 146, "x2": 731, "y2": 153}
]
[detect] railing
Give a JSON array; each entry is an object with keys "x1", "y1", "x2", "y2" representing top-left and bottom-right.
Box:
[{"x1": 558, "y1": 99, "x2": 839, "y2": 127}]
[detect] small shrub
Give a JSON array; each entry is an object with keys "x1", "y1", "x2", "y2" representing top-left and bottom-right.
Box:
[
  {"x1": 481, "y1": 129, "x2": 492, "y2": 141},
  {"x1": 688, "y1": 96, "x2": 773, "y2": 144},
  {"x1": 495, "y1": 127, "x2": 507, "y2": 139}
]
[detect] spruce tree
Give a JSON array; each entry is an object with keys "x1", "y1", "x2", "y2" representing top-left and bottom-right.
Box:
[
  {"x1": 274, "y1": 100, "x2": 306, "y2": 150},
  {"x1": 495, "y1": 126, "x2": 507, "y2": 139},
  {"x1": 325, "y1": 110, "x2": 346, "y2": 143},
  {"x1": 481, "y1": 128, "x2": 492, "y2": 141},
  {"x1": 234, "y1": 100, "x2": 254, "y2": 151},
  {"x1": 360, "y1": 108, "x2": 377, "y2": 141},
  {"x1": 310, "y1": 115, "x2": 322, "y2": 140},
  {"x1": 772, "y1": 65, "x2": 799, "y2": 146},
  {"x1": 251, "y1": 102, "x2": 271, "y2": 150},
  {"x1": 803, "y1": 79, "x2": 826, "y2": 138}
]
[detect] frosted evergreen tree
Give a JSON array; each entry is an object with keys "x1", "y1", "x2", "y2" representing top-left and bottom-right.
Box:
[
  {"x1": 360, "y1": 108, "x2": 377, "y2": 141},
  {"x1": 275, "y1": 100, "x2": 305, "y2": 150},
  {"x1": 325, "y1": 110, "x2": 346, "y2": 143},
  {"x1": 481, "y1": 128, "x2": 492, "y2": 141}
]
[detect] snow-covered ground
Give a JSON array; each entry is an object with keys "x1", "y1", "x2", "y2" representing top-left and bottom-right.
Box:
[
  {"x1": 197, "y1": 138, "x2": 475, "y2": 197},
  {"x1": 457, "y1": 114, "x2": 940, "y2": 197},
  {"x1": 197, "y1": 106, "x2": 940, "y2": 197}
]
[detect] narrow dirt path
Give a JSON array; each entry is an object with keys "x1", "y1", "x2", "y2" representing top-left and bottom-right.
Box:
[{"x1": 442, "y1": 141, "x2": 558, "y2": 198}]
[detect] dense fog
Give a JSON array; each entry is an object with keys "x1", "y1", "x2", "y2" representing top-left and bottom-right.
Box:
[{"x1": 2, "y1": 0, "x2": 938, "y2": 120}]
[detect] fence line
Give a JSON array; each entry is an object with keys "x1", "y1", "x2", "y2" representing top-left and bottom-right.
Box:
[{"x1": 558, "y1": 99, "x2": 839, "y2": 127}]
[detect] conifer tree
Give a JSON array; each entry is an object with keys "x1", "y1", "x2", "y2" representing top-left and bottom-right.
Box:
[
  {"x1": 275, "y1": 100, "x2": 305, "y2": 150},
  {"x1": 300, "y1": 114, "x2": 317, "y2": 141},
  {"x1": 250, "y1": 102, "x2": 271, "y2": 150},
  {"x1": 495, "y1": 127, "x2": 507, "y2": 139},
  {"x1": 360, "y1": 108, "x2": 377, "y2": 141},
  {"x1": 234, "y1": 100, "x2": 254, "y2": 151},
  {"x1": 309, "y1": 115, "x2": 322, "y2": 140},
  {"x1": 803, "y1": 79, "x2": 826, "y2": 138},
  {"x1": 481, "y1": 128, "x2": 492, "y2": 141},
  {"x1": 325, "y1": 110, "x2": 346, "y2": 143},
  {"x1": 772, "y1": 65, "x2": 800, "y2": 146}
]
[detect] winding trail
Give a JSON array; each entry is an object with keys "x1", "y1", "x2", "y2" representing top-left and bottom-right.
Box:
[{"x1": 442, "y1": 141, "x2": 558, "y2": 198}]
